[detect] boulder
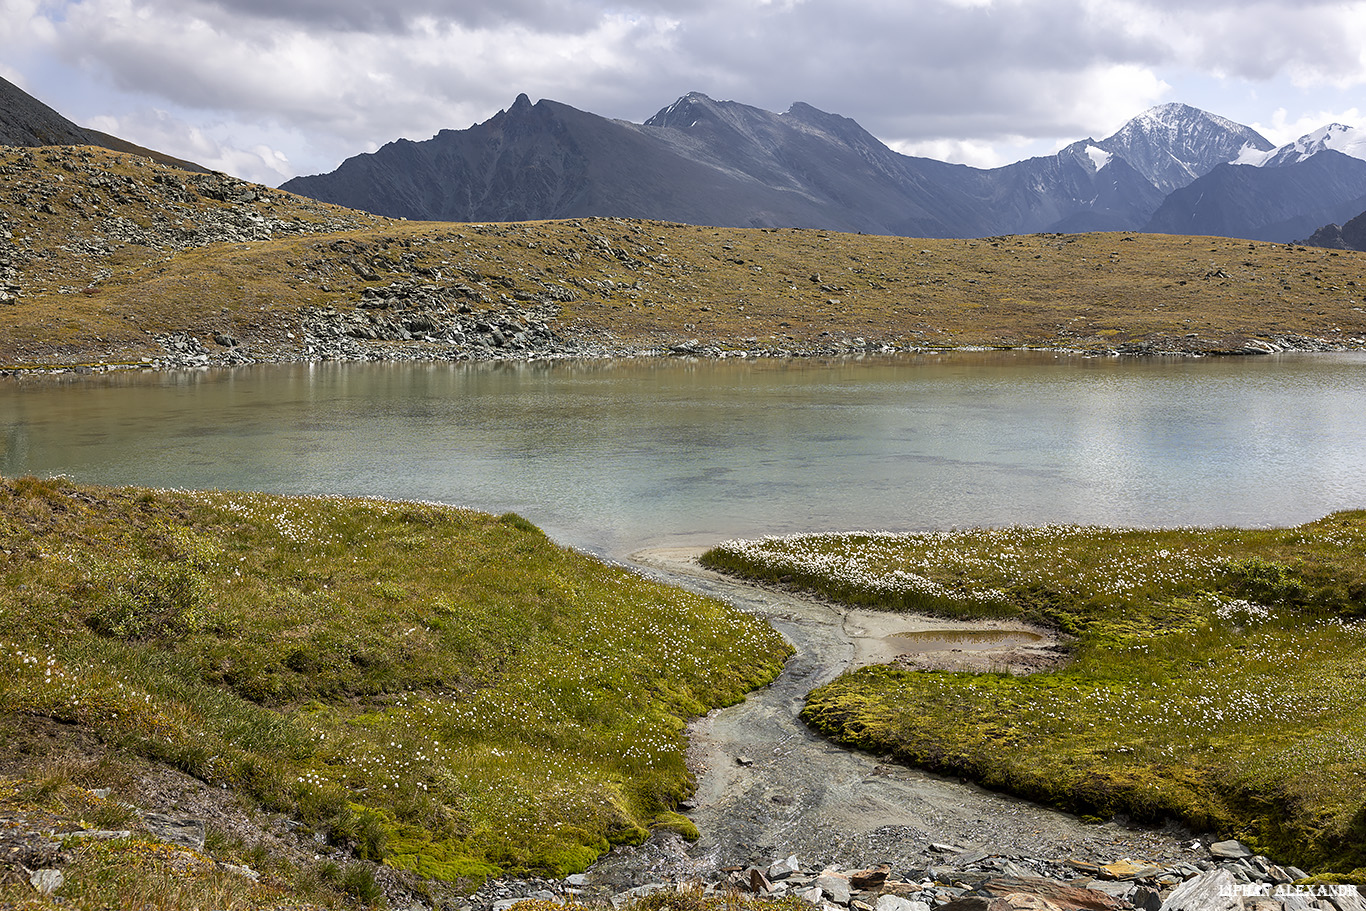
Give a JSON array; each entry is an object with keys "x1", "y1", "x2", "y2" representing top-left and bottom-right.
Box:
[
  {"x1": 140, "y1": 812, "x2": 205, "y2": 850},
  {"x1": 1101, "y1": 860, "x2": 1165, "y2": 881},
  {"x1": 815, "y1": 874, "x2": 852, "y2": 906},
  {"x1": 939, "y1": 898, "x2": 1069, "y2": 911},
  {"x1": 992, "y1": 897, "x2": 1067, "y2": 911},
  {"x1": 852, "y1": 866, "x2": 891, "y2": 890},
  {"x1": 876, "y1": 896, "x2": 932, "y2": 911},
  {"x1": 1209, "y1": 840, "x2": 1255, "y2": 860},
  {"x1": 29, "y1": 869, "x2": 64, "y2": 895},
  {"x1": 1327, "y1": 889, "x2": 1366, "y2": 911},
  {"x1": 1158, "y1": 869, "x2": 1242, "y2": 911},
  {"x1": 977, "y1": 877, "x2": 1125, "y2": 911}
]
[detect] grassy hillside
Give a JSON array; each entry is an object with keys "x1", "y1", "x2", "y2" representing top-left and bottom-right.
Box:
[
  {"x1": 701, "y1": 518, "x2": 1366, "y2": 877},
  {"x1": 2, "y1": 144, "x2": 1366, "y2": 368},
  {"x1": 0, "y1": 475, "x2": 791, "y2": 906}
]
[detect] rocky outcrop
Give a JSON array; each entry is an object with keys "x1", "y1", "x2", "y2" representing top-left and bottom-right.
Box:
[{"x1": 1296, "y1": 209, "x2": 1366, "y2": 251}]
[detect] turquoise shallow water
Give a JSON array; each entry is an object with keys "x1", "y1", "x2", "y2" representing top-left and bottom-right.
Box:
[{"x1": 3, "y1": 351, "x2": 1366, "y2": 559}]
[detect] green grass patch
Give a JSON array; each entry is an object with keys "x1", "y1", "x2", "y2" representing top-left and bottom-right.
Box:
[
  {"x1": 0, "y1": 475, "x2": 790, "y2": 886},
  {"x1": 704, "y1": 516, "x2": 1366, "y2": 876}
]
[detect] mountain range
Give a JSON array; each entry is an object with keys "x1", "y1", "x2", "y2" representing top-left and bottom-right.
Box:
[
  {"x1": 280, "y1": 93, "x2": 1366, "y2": 243},
  {"x1": 3, "y1": 71, "x2": 1364, "y2": 246}
]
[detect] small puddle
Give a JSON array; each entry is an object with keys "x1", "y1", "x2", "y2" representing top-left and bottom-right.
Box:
[{"x1": 889, "y1": 629, "x2": 1045, "y2": 652}]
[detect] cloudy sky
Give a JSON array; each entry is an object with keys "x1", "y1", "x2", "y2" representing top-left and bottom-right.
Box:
[{"x1": 2, "y1": 0, "x2": 1364, "y2": 186}]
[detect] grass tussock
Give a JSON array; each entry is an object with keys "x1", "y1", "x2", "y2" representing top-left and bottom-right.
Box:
[
  {"x1": 0, "y1": 475, "x2": 791, "y2": 893},
  {"x1": 703, "y1": 516, "x2": 1366, "y2": 876}
]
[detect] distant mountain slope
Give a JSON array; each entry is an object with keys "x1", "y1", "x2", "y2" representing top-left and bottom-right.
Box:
[
  {"x1": 0, "y1": 75, "x2": 206, "y2": 172},
  {"x1": 282, "y1": 92, "x2": 1362, "y2": 242},
  {"x1": 1145, "y1": 151, "x2": 1366, "y2": 242}
]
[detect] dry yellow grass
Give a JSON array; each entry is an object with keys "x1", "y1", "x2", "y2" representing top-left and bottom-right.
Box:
[{"x1": 2, "y1": 145, "x2": 1365, "y2": 366}]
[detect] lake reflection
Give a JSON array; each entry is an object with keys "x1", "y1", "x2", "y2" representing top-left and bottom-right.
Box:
[{"x1": 3, "y1": 351, "x2": 1365, "y2": 558}]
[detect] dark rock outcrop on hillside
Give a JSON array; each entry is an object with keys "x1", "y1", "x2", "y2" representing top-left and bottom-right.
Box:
[
  {"x1": 0, "y1": 75, "x2": 206, "y2": 172},
  {"x1": 1297, "y1": 209, "x2": 1366, "y2": 251},
  {"x1": 282, "y1": 94, "x2": 1278, "y2": 239}
]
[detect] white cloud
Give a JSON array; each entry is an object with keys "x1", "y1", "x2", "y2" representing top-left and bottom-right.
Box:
[
  {"x1": 1253, "y1": 107, "x2": 1365, "y2": 147},
  {"x1": 9, "y1": 0, "x2": 1366, "y2": 182},
  {"x1": 88, "y1": 108, "x2": 297, "y2": 183},
  {"x1": 887, "y1": 136, "x2": 1047, "y2": 170},
  {"x1": 1086, "y1": 0, "x2": 1366, "y2": 88}
]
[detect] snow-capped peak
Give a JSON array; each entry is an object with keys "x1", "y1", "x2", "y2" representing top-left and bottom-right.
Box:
[
  {"x1": 1096, "y1": 102, "x2": 1273, "y2": 193},
  {"x1": 1240, "y1": 123, "x2": 1366, "y2": 167}
]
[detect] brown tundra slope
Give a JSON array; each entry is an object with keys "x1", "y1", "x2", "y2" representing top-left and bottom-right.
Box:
[{"x1": 2, "y1": 144, "x2": 1365, "y2": 369}]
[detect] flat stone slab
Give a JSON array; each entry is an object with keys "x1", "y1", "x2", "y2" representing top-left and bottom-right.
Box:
[
  {"x1": 978, "y1": 877, "x2": 1125, "y2": 911},
  {"x1": 29, "y1": 869, "x2": 64, "y2": 895},
  {"x1": 140, "y1": 813, "x2": 205, "y2": 850}
]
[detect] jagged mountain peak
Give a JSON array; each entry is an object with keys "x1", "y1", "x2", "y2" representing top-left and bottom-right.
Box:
[
  {"x1": 1125, "y1": 101, "x2": 1245, "y2": 132},
  {"x1": 1106, "y1": 102, "x2": 1272, "y2": 151},
  {"x1": 1095, "y1": 102, "x2": 1273, "y2": 194},
  {"x1": 644, "y1": 92, "x2": 736, "y2": 129}
]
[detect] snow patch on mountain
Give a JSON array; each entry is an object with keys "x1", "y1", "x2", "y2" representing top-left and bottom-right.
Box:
[
  {"x1": 1084, "y1": 145, "x2": 1111, "y2": 171},
  {"x1": 1238, "y1": 123, "x2": 1366, "y2": 167}
]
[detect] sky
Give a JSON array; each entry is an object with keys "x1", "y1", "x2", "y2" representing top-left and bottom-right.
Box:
[{"x1": 2, "y1": 0, "x2": 1364, "y2": 187}]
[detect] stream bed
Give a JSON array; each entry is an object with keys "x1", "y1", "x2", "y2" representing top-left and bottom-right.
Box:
[{"x1": 622, "y1": 548, "x2": 1191, "y2": 874}]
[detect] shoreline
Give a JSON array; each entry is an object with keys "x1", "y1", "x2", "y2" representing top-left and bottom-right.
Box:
[{"x1": 2, "y1": 334, "x2": 1360, "y2": 379}]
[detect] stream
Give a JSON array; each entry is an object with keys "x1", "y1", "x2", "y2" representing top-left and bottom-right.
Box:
[{"x1": 610, "y1": 547, "x2": 1192, "y2": 876}]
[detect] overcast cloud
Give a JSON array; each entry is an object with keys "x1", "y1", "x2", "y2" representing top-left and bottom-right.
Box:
[{"x1": 2, "y1": 0, "x2": 1364, "y2": 185}]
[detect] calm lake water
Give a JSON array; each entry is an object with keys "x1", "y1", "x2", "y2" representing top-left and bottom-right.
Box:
[{"x1": 3, "y1": 351, "x2": 1366, "y2": 559}]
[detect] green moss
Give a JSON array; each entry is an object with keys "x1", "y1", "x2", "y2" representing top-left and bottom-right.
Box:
[
  {"x1": 649, "y1": 811, "x2": 700, "y2": 841},
  {"x1": 607, "y1": 823, "x2": 649, "y2": 846}
]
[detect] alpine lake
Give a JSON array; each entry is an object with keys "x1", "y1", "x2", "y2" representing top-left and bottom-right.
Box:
[{"x1": 4, "y1": 349, "x2": 1365, "y2": 560}]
